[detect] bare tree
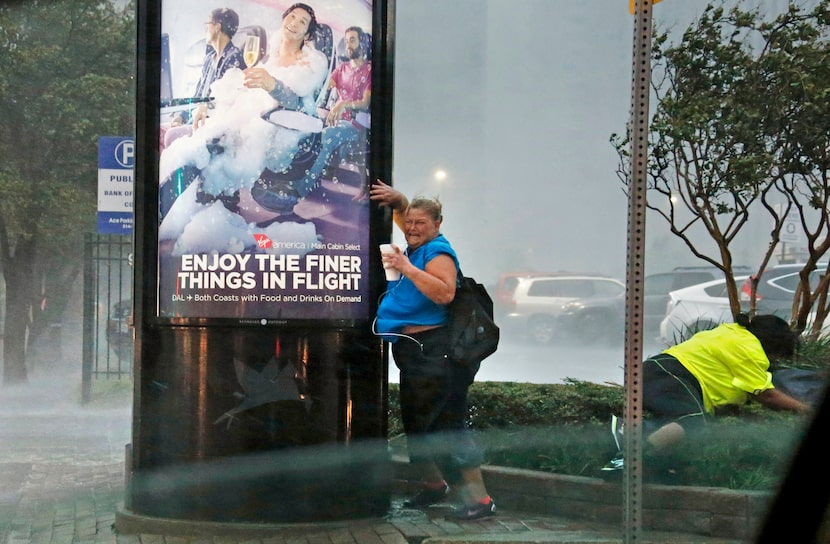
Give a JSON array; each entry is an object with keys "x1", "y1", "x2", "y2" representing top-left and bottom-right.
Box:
[{"x1": 613, "y1": 1, "x2": 830, "y2": 333}]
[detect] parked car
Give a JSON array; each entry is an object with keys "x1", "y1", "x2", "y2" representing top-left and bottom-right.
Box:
[
  {"x1": 493, "y1": 271, "x2": 569, "y2": 320},
  {"x1": 740, "y1": 262, "x2": 828, "y2": 319},
  {"x1": 502, "y1": 275, "x2": 626, "y2": 344},
  {"x1": 659, "y1": 276, "x2": 750, "y2": 344},
  {"x1": 644, "y1": 266, "x2": 751, "y2": 338}
]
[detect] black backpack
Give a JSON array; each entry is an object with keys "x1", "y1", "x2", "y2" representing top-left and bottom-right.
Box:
[{"x1": 447, "y1": 275, "x2": 500, "y2": 381}]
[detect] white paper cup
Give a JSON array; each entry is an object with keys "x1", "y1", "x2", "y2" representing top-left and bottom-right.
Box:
[{"x1": 379, "y1": 244, "x2": 401, "y2": 281}]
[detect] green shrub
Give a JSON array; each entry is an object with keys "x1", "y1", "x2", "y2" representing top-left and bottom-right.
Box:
[{"x1": 792, "y1": 333, "x2": 830, "y2": 369}]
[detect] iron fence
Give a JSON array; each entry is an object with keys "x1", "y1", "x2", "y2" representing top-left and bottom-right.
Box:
[{"x1": 81, "y1": 233, "x2": 133, "y2": 402}]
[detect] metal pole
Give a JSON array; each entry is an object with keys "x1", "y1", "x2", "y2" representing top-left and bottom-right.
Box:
[
  {"x1": 81, "y1": 233, "x2": 95, "y2": 405},
  {"x1": 624, "y1": 0, "x2": 654, "y2": 541}
]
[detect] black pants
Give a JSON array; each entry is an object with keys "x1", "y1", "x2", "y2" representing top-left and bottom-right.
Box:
[
  {"x1": 392, "y1": 326, "x2": 484, "y2": 484},
  {"x1": 643, "y1": 353, "x2": 706, "y2": 434}
]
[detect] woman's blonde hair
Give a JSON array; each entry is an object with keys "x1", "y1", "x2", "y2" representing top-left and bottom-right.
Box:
[{"x1": 406, "y1": 196, "x2": 443, "y2": 222}]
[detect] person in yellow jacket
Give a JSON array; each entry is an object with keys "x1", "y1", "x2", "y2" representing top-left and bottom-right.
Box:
[{"x1": 604, "y1": 313, "x2": 811, "y2": 476}]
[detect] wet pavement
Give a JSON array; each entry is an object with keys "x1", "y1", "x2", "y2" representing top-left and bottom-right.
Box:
[{"x1": 0, "y1": 372, "x2": 748, "y2": 544}]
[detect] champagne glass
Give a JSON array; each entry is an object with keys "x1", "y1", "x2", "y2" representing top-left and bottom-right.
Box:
[{"x1": 243, "y1": 35, "x2": 260, "y2": 68}]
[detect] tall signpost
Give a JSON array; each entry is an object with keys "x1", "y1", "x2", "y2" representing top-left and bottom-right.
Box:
[
  {"x1": 624, "y1": 0, "x2": 654, "y2": 542},
  {"x1": 119, "y1": 0, "x2": 395, "y2": 526}
]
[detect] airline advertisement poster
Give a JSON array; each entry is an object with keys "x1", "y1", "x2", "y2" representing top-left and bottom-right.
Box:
[{"x1": 156, "y1": 0, "x2": 373, "y2": 322}]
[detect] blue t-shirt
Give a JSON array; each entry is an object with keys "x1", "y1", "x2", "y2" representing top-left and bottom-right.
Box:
[{"x1": 375, "y1": 234, "x2": 459, "y2": 340}]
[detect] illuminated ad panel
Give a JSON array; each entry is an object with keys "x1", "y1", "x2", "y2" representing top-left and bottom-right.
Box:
[{"x1": 156, "y1": 0, "x2": 373, "y2": 323}]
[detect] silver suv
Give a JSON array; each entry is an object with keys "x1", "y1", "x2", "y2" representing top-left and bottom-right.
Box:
[{"x1": 502, "y1": 275, "x2": 626, "y2": 344}]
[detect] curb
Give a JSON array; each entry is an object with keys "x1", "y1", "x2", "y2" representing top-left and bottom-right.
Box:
[{"x1": 477, "y1": 465, "x2": 769, "y2": 541}]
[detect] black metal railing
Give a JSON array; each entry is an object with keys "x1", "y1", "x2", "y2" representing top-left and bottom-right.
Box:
[{"x1": 81, "y1": 233, "x2": 133, "y2": 403}]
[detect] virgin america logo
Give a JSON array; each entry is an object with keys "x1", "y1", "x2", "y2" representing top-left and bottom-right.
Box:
[{"x1": 253, "y1": 234, "x2": 273, "y2": 249}]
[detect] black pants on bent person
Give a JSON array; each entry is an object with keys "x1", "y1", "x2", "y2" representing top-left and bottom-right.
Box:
[
  {"x1": 392, "y1": 326, "x2": 484, "y2": 485},
  {"x1": 643, "y1": 353, "x2": 706, "y2": 434}
]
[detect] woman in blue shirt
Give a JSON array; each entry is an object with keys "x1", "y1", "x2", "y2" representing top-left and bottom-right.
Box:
[{"x1": 371, "y1": 180, "x2": 496, "y2": 520}]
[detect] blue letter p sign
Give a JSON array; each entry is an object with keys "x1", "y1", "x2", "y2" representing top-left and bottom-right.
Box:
[{"x1": 115, "y1": 139, "x2": 135, "y2": 168}]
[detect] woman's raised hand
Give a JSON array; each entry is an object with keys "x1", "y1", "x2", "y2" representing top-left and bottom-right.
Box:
[{"x1": 369, "y1": 179, "x2": 407, "y2": 211}]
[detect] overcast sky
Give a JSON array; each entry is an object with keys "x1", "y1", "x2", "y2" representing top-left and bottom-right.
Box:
[{"x1": 391, "y1": 0, "x2": 796, "y2": 285}]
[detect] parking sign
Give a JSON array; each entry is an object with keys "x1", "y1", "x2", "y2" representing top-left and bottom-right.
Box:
[{"x1": 98, "y1": 136, "x2": 134, "y2": 234}]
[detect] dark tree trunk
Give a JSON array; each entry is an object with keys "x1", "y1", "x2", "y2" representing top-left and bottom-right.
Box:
[
  {"x1": 3, "y1": 295, "x2": 29, "y2": 385},
  {"x1": 2, "y1": 240, "x2": 36, "y2": 386}
]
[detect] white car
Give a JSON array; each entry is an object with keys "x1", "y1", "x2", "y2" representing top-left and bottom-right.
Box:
[
  {"x1": 659, "y1": 276, "x2": 750, "y2": 345},
  {"x1": 502, "y1": 275, "x2": 626, "y2": 344}
]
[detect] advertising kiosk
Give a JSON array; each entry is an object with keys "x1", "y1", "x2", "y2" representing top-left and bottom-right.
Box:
[{"x1": 122, "y1": 0, "x2": 395, "y2": 523}]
